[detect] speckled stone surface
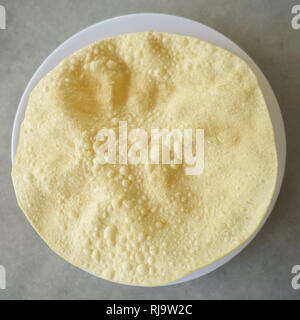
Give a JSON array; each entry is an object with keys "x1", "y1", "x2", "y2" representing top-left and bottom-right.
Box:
[{"x1": 0, "y1": 0, "x2": 299, "y2": 300}]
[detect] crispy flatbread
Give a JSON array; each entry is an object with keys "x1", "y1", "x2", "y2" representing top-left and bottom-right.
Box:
[{"x1": 12, "y1": 32, "x2": 277, "y2": 286}]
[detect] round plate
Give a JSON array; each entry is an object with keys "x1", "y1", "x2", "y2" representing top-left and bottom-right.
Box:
[{"x1": 11, "y1": 13, "x2": 286, "y2": 286}]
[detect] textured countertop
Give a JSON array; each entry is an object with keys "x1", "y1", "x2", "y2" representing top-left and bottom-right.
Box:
[{"x1": 0, "y1": 0, "x2": 299, "y2": 299}]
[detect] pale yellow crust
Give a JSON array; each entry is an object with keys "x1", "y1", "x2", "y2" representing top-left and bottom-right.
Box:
[{"x1": 12, "y1": 32, "x2": 278, "y2": 286}]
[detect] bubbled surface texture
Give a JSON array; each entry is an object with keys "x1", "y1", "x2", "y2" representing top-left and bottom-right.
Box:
[{"x1": 12, "y1": 32, "x2": 277, "y2": 286}]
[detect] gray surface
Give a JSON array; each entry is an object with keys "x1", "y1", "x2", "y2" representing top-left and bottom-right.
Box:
[{"x1": 0, "y1": 0, "x2": 299, "y2": 300}]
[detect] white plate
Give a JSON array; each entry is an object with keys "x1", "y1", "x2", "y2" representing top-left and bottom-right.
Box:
[{"x1": 11, "y1": 13, "x2": 286, "y2": 286}]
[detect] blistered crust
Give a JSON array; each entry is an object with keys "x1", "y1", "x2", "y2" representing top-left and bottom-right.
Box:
[{"x1": 12, "y1": 32, "x2": 277, "y2": 286}]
